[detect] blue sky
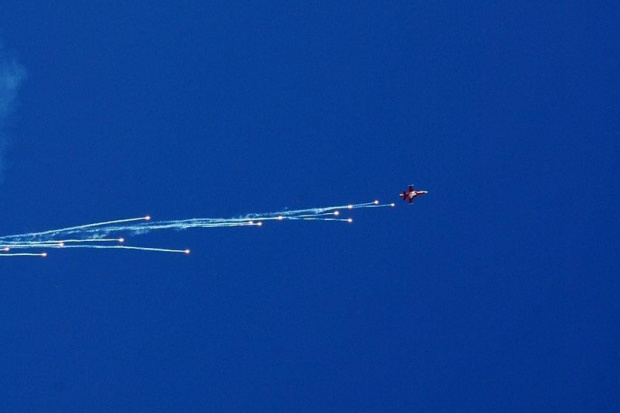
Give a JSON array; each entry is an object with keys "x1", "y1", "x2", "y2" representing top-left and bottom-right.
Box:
[{"x1": 0, "y1": 1, "x2": 618, "y2": 411}]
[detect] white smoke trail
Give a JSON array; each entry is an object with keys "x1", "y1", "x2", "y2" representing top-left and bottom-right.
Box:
[
  {"x1": 0, "y1": 200, "x2": 395, "y2": 257},
  {"x1": 58, "y1": 245, "x2": 190, "y2": 254},
  {"x1": 0, "y1": 201, "x2": 390, "y2": 243},
  {"x1": 0, "y1": 252, "x2": 46, "y2": 257},
  {"x1": 0, "y1": 216, "x2": 150, "y2": 241}
]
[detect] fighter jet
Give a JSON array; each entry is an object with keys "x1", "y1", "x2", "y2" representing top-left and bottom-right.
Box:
[{"x1": 400, "y1": 185, "x2": 428, "y2": 204}]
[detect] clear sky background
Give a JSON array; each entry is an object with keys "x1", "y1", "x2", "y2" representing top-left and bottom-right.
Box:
[{"x1": 0, "y1": 1, "x2": 618, "y2": 411}]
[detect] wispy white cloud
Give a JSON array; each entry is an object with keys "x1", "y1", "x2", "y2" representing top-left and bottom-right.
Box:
[{"x1": 0, "y1": 43, "x2": 26, "y2": 180}]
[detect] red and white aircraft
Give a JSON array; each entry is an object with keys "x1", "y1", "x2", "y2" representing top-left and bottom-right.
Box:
[{"x1": 400, "y1": 185, "x2": 428, "y2": 204}]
